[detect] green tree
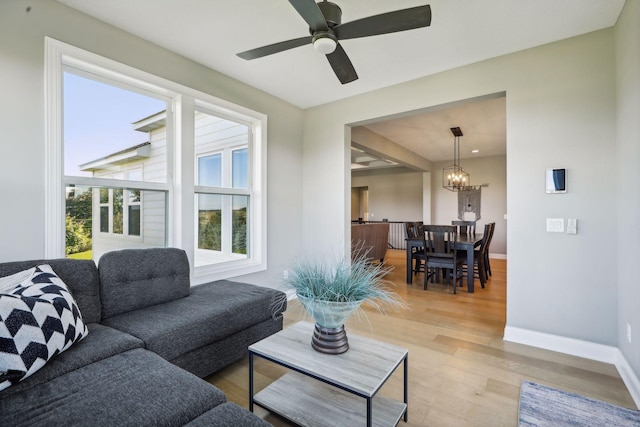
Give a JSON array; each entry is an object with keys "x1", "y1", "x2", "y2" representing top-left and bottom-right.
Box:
[
  {"x1": 66, "y1": 188, "x2": 93, "y2": 236},
  {"x1": 199, "y1": 210, "x2": 221, "y2": 251},
  {"x1": 232, "y1": 208, "x2": 247, "y2": 254},
  {"x1": 65, "y1": 213, "x2": 92, "y2": 255}
]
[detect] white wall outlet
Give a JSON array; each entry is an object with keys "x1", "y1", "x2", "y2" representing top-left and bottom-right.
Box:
[
  {"x1": 283, "y1": 270, "x2": 289, "y2": 280},
  {"x1": 546, "y1": 218, "x2": 564, "y2": 232},
  {"x1": 567, "y1": 218, "x2": 578, "y2": 234},
  {"x1": 627, "y1": 323, "x2": 632, "y2": 343}
]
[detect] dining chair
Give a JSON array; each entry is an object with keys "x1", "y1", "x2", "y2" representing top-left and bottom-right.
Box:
[
  {"x1": 404, "y1": 222, "x2": 424, "y2": 274},
  {"x1": 422, "y1": 225, "x2": 464, "y2": 293},
  {"x1": 483, "y1": 222, "x2": 496, "y2": 278},
  {"x1": 452, "y1": 220, "x2": 476, "y2": 235},
  {"x1": 460, "y1": 222, "x2": 494, "y2": 288}
]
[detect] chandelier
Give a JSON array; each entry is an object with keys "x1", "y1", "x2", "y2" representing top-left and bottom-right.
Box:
[{"x1": 442, "y1": 127, "x2": 470, "y2": 191}]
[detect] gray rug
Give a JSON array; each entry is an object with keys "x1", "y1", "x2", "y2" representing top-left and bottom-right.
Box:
[{"x1": 518, "y1": 381, "x2": 640, "y2": 426}]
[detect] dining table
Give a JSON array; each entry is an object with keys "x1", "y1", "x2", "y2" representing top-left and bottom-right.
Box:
[{"x1": 405, "y1": 234, "x2": 484, "y2": 293}]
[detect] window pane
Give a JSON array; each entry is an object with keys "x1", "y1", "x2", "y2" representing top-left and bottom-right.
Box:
[
  {"x1": 113, "y1": 189, "x2": 123, "y2": 234},
  {"x1": 232, "y1": 195, "x2": 248, "y2": 255},
  {"x1": 100, "y1": 207, "x2": 109, "y2": 233},
  {"x1": 66, "y1": 186, "x2": 93, "y2": 257},
  {"x1": 197, "y1": 194, "x2": 222, "y2": 251},
  {"x1": 232, "y1": 148, "x2": 248, "y2": 189},
  {"x1": 128, "y1": 205, "x2": 141, "y2": 236},
  {"x1": 129, "y1": 189, "x2": 141, "y2": 203},
  {"x1": 63, "y1": 72, "x2": 166, "y2": 181},
  {"x1": 198, "y1": 154, "x2": 222, "y2": 187},
  {"x1": 99, "y1": 188, "x2": 109, "y2": 204},
  {"x1": 194, "y1": 109, "x2": 249, "y2": 189}
]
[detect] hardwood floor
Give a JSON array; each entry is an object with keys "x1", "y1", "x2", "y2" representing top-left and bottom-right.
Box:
[{"x1": 205, "y1": 249, "x2": 636, "y2": 426}]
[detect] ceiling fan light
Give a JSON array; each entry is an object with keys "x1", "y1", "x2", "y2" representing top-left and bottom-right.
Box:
[{"x1": 313, "y1": 37, "x2": 337, "y2": 55}]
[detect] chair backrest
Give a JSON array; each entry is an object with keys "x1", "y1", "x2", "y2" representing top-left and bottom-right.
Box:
[
  {"x1": 404, "y1": 221, "x2": 423, "y2": 239},
  {"x1": 477, "y1": 223, "x2": 493, "y2": 254},
  {"x1": 351, "y1": 223, "x2": 389, "y2": 262},
  {"x1": 484, "y1": 222, "x2": 496, "y2": 253},
  {"x1": 422, "y1": 225, "x2": 458, "y2": 259},
  {"x1": 452, "y1": 220, "x2": 476, "y2": 235}
]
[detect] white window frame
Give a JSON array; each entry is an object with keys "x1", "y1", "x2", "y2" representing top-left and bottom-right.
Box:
[{"x1": 45, "y1": 38, "x2": 267, "y2": 283}]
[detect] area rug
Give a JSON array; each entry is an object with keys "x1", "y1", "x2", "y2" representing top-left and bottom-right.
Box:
[{"x1": 518, "y1": 380, "x2": 640, "y2": 426}]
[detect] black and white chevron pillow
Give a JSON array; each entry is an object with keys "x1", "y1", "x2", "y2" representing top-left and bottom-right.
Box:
[{"x1": 0, "y1": 265, "x2": 88, "y2": 391}]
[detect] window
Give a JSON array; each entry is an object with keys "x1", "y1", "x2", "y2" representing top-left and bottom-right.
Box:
[
  {"x1": 62, "y1": 68, "x2": 166, "y2": 260},
  {"x1": 46, "y1": 38, "x2": 267, "y2": 282},
  {"x1": 194, "y1": 109, "x2": 250, "y2": 267},
  {"x1": 96, "y1": 171, "x2": 144, "y2": 238}
]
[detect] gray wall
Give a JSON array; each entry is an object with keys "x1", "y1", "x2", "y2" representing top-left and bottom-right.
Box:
[
  {"x1": 351, "y1": 170, "x2": 424, "y2": 222},
  {"x1": 0, "y1": 0, "x2": 304, "y2": 289},
  {"x1": 615, "y1": 0, "x2": 640, "y2": 380},
  {"x1": 303, "y1": 27, "x2": 618, "y2": 351}
]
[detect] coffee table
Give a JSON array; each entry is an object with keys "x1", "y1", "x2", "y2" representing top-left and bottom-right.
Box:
[{"x1": 249, "y1": 321, "x2": 408, "y2": 427}]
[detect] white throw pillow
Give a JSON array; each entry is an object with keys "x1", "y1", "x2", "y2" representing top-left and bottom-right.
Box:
[
  {"x1": 0, "y1": 267, "x2": 35, "y2": 293},
  {"x1": 0, "y1": 265, "x2": 88, "y2": 391}
]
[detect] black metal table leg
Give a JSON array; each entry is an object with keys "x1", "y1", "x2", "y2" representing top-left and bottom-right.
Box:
[
  {"x1": 249, "y1": 352, "x2": 254, "y2": 412},
  {"x1": 404, "y1": 355, "x2": 408, "y2": 422}
]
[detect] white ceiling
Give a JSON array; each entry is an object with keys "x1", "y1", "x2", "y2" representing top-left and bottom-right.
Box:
[{"x1": 57, "y1": 0, "x2": 624, "y2": 109}]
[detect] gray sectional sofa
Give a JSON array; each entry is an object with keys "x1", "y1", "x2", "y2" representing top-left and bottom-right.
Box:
[{"x1": 0, "y1": 248, "x2": 287, "y2": 426}]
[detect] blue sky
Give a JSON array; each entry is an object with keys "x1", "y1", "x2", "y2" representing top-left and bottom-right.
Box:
[{"x1": 64, "y1": 72, "x2": 166, "y2": 176}]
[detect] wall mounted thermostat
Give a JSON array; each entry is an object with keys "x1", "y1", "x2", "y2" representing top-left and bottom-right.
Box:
[{"x1": 546, "y1": 168, "x2": 567, "y2": 193}]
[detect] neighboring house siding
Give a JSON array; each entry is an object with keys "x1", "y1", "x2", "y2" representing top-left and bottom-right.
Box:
[
  {"x1": 90, "y1": 112, "x2": 248, "y2": 261},
  {"x1": 195, "y1": 113, "x2": 248, "y2": 156},
  {"x1": 144, "y1": 129, "x2": 167, "y2": 183}
]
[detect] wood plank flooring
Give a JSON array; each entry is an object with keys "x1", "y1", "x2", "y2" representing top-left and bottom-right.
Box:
[{"x1": 205, "y1": 250, "x2": 636, "y2": 426}]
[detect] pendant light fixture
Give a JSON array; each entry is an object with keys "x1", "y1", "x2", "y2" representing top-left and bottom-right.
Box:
[{"x1": 442, "y1": 127, "x2": 470, "y2": 191}]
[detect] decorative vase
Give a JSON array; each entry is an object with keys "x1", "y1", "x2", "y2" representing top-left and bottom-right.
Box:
[{"x1": 297, "y1": 294, "x2": 363, "y2": 354}]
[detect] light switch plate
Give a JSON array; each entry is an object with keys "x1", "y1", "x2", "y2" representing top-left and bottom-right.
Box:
[
  {"x1": 546, "y1": 218, "x2": 564, "y2": 232},
  {"x1": 567, "y1": 218, "x2": 577, "y2": 234}
]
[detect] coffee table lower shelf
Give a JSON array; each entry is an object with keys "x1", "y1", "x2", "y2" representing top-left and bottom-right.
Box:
[{"x1": 254, "y1": 371, "x2": 407, "y2": 427}]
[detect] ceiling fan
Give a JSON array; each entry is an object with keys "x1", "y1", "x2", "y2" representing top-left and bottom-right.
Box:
[{"x1": 237, "y1": 0, "x2": 432, "y2": 84}]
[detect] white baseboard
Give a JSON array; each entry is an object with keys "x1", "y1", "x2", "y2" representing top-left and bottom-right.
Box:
[
  {"x1": 615, "y1": 350, "x2": 640, "y2": 407},
  {"x1": 490, "y1": 253, "x2": 507, "y2": 260},
  {"x1": 285, "y1": 288, "x2": 297, "y2": 300},
  {"x1": 504, "y1": 326, "x2": 640, "y2": 408}
]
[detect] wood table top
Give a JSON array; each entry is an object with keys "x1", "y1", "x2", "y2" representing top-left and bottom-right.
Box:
[{"x1": 249, "y1": 321, "x2": 408, "y2": 397}]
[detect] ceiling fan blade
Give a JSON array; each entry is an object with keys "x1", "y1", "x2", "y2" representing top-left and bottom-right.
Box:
[
  {"x1": 288, "y1": 0, "x2": 328, "y2": 32},
  {"x1": 237, "y1": 36, "x2": 312, "y2": 60},
  {"x1": 326, "y1": 43, "x2": 358, "y2": 84},
  {"x1": 333, "y1": 5, "x2": 431, "y2": 40}
]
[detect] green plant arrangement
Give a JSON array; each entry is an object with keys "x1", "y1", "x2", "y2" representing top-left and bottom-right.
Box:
[{"x1": 285, "y1": 251, "x2": 404, "y2": 354}]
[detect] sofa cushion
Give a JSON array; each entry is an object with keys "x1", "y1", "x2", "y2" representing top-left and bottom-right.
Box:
[
  {"x1": 0, "y1": 323, "x2": 143, "y2": 399},
  {"x1": 102, "y1": 280, "x2": 286, "y2": 362},
  {"x1": 99, "y1": 248, "x2": 190, "y2": 319},
  {"x1": 0, "y1": 265, "x2": 88, "y2": 391},
  {"x1": 0, "y1": 348, "x2": 227, "y2": 427},
  {"x1": 0, "y1": 258, "x2": 101, "y2": 323},
  {"x1": 185, "y1": 402, "x2": 272, "y2": 427}
]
